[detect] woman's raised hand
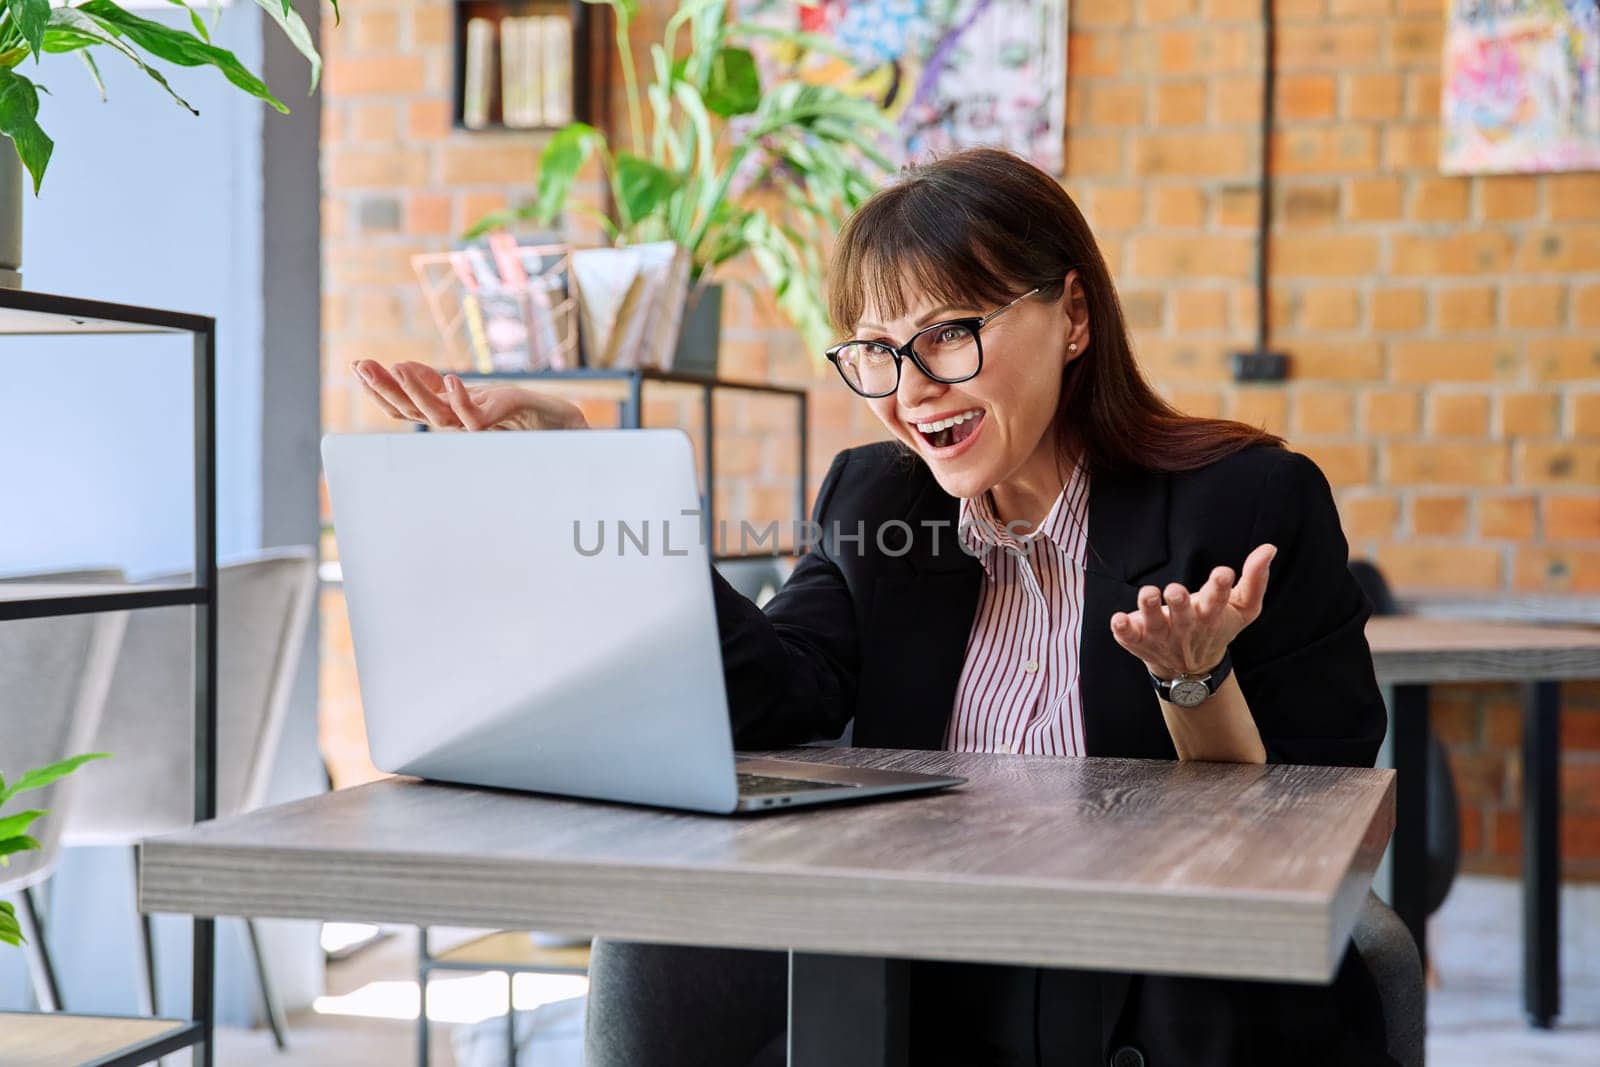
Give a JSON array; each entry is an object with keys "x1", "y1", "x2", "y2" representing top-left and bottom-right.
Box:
[
  {"x1": 350, "y1": 360, "x2": 589, "y2": 432},
  {"x1": 1108, "y1": 542, "x2": 1278, "y2": 680}
]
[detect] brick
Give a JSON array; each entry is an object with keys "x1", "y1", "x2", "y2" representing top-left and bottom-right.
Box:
[
  {"x1": 1121, "y1": 290, "x2": 1167, "y2": 330},
  {"x1": 350, "y1": 103, "x2": 399, "y2": 143},
  {"x1": 1346, "y1": 177, "x2": 1404, "y2": 221},
  {"x1": 1518, "y1": 442, "x2": 1600, "y2": 487},
  {"x1": 404, "y1": 193, "x2": 452, "y2": 235},
  {"x1": 1573, "y1": 393, "x2": 1600, "y2": 435},
  {"x1": 1371, "y1": 288, "x2": 1425, "y2": 330},
  {"x1": 1339, "y1": 492, "x2": 1399, "y2": 541},
  {"x1": 325, "y1": 55, "x2": 427, "y2": 96},
  {"x1": 1133, "y1": 132, "x2": 1254, "y2": 176},
  {"x1": 1565, "y1": 763, "x2": 1600, "y2": 813},
  {"x1": 1578, "y1": 284, "x2": 1600, "y2": 328},
  {"x1": 1297, "y1": 442, "x2": 1372, "y2": 486},
  {"x1": 1174, "y1": 289, "x2": 1229, "y2": 331},
  {"x1": 1278, "y1": 24, "x2": 1383, "y2": 69},
  {"x1": 1229, "y1": 388, "x2": 1289, "y2": 435},
  {"x1": 1391, "y1": 232, "x2": 1514, "y2": 275},
  {"x1": 1389, "y1": 17, "x2": 1444, "y2": 67},
  {"x1": 1144, "y1": 0, "x2": 1200, "y2": 19},
  {"x1": 1404, "y1": 70, "x2": 1442, "y2": 120},
  {"x1": 1546, "y1": 497, "x2": 1600, "y2": 541},
  {"x1": 1409, "y1": 176, "x2": 1471, "y2": 221},
  {"x1": 1376, "y1": 544, "x2": 1503, "y2": 590},
  {"x1": 1064, "y1": 132, "x2": 1126, "y2": 179},
  {"x1": 411, "y1": 6, "x2": 451, "y2": 48},
  {"x1": 1330, "y1": 0, "x2": 1385, "y2": 12},
  {"x1": 1203, "y1": 0, "x2": 1257, "y2": 15},
  {"x1": 1498, "y1": 392, "x2": 1560, "y2": 437},
  {"x1": 439, "y1": 143, "x2": 541, "y2": 185},
  {"x1": 326, "y1": 148, "x2": 431, "y2": 188},
  {"x1": 1280, "y1": 74, "x2": 1338, "y2": 120},
  {"x1": 1068, "y1": 32, "x2": 1122, "y2": 78},
  {"x1": 1153, "y1": 26, "x2": 1260, "y2": 75},
  {"x1": 1291, "y1": 389, "x2": 1354, "y2": 436},
  {"x1": 1217, "y1": 185, "x2": 1259, "y2": 227},
  {"x1": 355, "y1": 196, "x2": 401, "y2": 232},
  {"x1": 1530, "y1": 339, "x2": 1600, "y2": 382},
  {"x1": 407, "y1": 99, "x2": 451, "y2": 140},
  {"x1": 1287, "y1": 339, "x2": 1384, "y2": 381},
  {"x1": 350, "y1": 8, "x2": 400, "y2": 52},
  {"x1": 459, "y1": 192, "x2": 510, "y2": 230},
  {"x1": 1077, "y1": 0, "x2": 1136, "y2": 25},
  {"x1": 1515, "y1": 548, "x2": 1600, "y2": 593},
  {"x1": 1490, "y1": 810, "x2": 1521, "y2": 857},
  {"x1": 1548, "y1": 174, "x2": 1600, "y2": 220},
  {"x1": 1214, "y1": 76, "x2": 1265, "y2": 123},
  {"x1": 1411, "y1": 494, "x2": 1470, "y2": 537},
  {"x1": 1434, "y1": 286, "x2": 1497, "y2": 332},
  {"x1": 1389, "y1": 340, "x2": 1519, "y2": 382},
  {"x1": 1091, "y1": 186, "x2": 1145, "y2": 230},
  {"x1": 1479, "y1": 495, "x2": 1537, "y2": 540},
  {"x1": 1153, "y1": 186, "x2": 1209, "y2": 226},
  {"x1": 1428, "y1": 392, "x2": 1490, "y2": 435},
  {"x1": 1458, "y1": 804, "x2": 1485, "y2": 856},
  {"x1": 1362, "y1": 389, "x2": 1421, "y2": 435},
  {"x1": 1134, "y1": 339, "x2": 1235, "y2": 382},
  {"x1": 1166, "y1": 387, "x2": 1225, "y2": 417},
  {"x1": 1385, "y1": 442, "x2": 1509, "y2": 485},
  {"x1": 1155, "y1": 80, "x2": 1209, "y2": 126},
  {"x1": 1131, "y1": 234, "x2": 1255, "y2": 277},
  {"x1": 1281, "y1": 184, "x2": 1341, "y2": 227},
  {"x1": 1478, "y1": 175, "x2": 1539, "y2": 221},
  {"x1": 1505, "y1": 284, "x2": 1564, "y2": 329},
  {"x1": 1382, "y1": 123, "x2": 1441, "y2": 170},
  {"x1": 1087, "y1": 83, "x2": 1146, "y2": 126},
  {"x1": 1516, "y1": 227, "x2": 1600, "y2": 272},
  {"x1": 1272, "y1": 234, "x2": 1380, "y2": 276},
  {"x1": 1273, "y1": 127, "x2": 1379, "y2": 175},
  {"x1": 1345, "y1": 72, "x2": 1403, "y2": 120},
  {"x1": 1567, "y1": 707, "x2": 1600, "y2": 751},
  {"x1": 1299, "y1": 286, "x2": 1360, "y2": 329}
]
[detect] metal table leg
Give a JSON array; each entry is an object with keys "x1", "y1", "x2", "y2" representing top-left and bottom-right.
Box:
[
  {"x1": 1523, "y1": 680, "x2": 1561, "y2": 1029},
  {"x1": 788, "y1": 952, "x2": 908, "y2": 1067},
  {"x1": 1390, "y1": 682, "x2": 1430, "y2": 968}
]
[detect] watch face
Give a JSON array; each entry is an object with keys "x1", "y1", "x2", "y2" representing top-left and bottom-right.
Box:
[{"x1": 1170, "y1": 678, "x2": 1210, "y2": 707}]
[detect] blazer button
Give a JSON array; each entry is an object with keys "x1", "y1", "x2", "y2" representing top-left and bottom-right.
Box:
[{"x1": 1109, "y1": 1046, "x2": 1146, "y2": 1067}]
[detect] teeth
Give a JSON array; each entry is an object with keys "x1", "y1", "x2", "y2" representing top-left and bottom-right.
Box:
[{"x1": 913, "y1": 409, "x2": 981, "y2": 433}]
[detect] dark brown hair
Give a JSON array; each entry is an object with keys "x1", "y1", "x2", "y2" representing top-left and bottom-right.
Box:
[{"x1": 827, "y1": 147, "x2": 1284, "y2": 476}]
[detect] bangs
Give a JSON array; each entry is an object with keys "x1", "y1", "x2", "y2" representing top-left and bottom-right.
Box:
[{"x1": 827, "y1": 183, "x2": 1027, "y2": 336}]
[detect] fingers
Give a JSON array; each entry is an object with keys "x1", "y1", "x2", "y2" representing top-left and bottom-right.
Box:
[
  {"x1": 1163, "y1": 581, "x2": 1196, "y2": 638},
  {"x1": 1231, "y1": 543, "x2": 1277, "y2": 618},
  {"x1": 352, "y1": 360, "x2": 426, "y2": 422},
  {"x1": 1136, "y1": 585, "x2": 1168, "y2": 641},
  {"x1": 444, "y1": 375, "x2": 490, "y2": 430},
  {"x1": 394, "y1": 363, "x2": 462, "y2": 428}
]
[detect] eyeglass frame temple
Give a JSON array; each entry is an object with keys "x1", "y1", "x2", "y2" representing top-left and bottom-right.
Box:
[{"x1": 824, "y1": 286, "x2": 1045, "y2": 396}]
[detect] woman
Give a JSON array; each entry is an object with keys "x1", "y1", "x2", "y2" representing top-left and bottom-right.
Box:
[{"x1": 353, "y1": 147, "x2": 1394, "y2": 1066}]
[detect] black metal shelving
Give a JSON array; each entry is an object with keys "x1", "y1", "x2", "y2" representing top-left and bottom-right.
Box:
[{"x1": 0, "y1": 286, "x2": 218, "y2": 1067}]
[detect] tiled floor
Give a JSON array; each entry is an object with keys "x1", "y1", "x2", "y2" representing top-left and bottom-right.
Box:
[{"x1": 193, "y1": 877, "x2": 1600, "y2": 1066}]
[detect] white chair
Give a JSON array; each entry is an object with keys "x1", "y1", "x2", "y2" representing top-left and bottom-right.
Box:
[
  {"x1": 63, "y1": 547, "x2": 316, "y2": 1047},
  {"x1": 0, "y1": 567, "x2": 128, "y2": 1012}
]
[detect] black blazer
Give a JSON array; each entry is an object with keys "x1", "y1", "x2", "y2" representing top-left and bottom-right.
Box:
[{"x1": 710, "y1": 440, "x2": 1395, "y2": 1066}]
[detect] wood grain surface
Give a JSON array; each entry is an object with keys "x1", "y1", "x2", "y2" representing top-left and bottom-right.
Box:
[
  {"x1": 0, "y1": 1012, "x2": 191, "y2": 1066},
  {"x1": 141, "y1": 748, "x2": 1392, "y2": 984},
  {"x1": 1366, "y1": 616, "x2": 1600, "y2": 684}
]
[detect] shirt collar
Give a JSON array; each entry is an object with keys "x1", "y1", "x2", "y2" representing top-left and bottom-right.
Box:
[{"x1": 958, "y1": 457, "x2": 1090, "y2": 574}]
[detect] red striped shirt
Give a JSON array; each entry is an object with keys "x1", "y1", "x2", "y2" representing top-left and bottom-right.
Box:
[{"x1": 944, "y1": 460, "x2": 1091, "y2": 756}]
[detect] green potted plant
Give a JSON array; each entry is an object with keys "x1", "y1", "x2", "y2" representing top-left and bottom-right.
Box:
[
  {"x1": 0, "y1": 0, "x2": 337, "y2": 286},
  {"x1": 0, "y1": 753, "x2": 106, "y2": 946},
  {"x1": 464, "y1": 0, "x2": 893, "y2": 371}
]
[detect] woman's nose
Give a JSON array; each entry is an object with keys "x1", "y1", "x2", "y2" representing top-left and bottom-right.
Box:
[{"x1": 896, "y1": 355, "x2": 947, "y2": 410}]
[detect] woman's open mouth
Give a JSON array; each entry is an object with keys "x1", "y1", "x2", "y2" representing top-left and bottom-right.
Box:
[{"x1": 911, "y1": 408, "x2": 986, "y2": 454}]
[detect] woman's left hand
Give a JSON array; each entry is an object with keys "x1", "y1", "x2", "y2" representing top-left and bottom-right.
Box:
[{"x1": 1109, "y1": 543, "x2": 1278, "y2": 680}]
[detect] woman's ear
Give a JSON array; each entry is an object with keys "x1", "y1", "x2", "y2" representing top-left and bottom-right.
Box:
[{"x1": 1062, "y1": 270, "x2": 1090, "y2": 360}]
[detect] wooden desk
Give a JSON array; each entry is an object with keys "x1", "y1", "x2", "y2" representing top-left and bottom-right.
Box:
[
  {"x1": 1366, "y1": 616, "x2": 1600, "y2": 1029},
  {"x1": 142, "y1": 747, "x2": 1393, "y2": 1066}
]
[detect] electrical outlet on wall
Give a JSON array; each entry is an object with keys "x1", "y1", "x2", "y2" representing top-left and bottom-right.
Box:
[{"x1": 1231, "y1": 350, "x2": 1289, "y2": 383}]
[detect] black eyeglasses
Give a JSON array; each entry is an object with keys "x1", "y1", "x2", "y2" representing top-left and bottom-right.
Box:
[{"x1": 824, "y1": 288, "x2": 1044, "y2": 398}]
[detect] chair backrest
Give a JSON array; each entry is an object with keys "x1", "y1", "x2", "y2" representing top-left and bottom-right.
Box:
[
  {"x1": 1349, "y1": 558, "x2": 1399, "y2": 617},
  {"x1": 1352, "y1": 890, "x2": 1424, "y2": 1067},
  {"x1": 0, "y1": 568, "x2": 129, "y2": 892},
  {"x1": 64, "y1": 547, "x2": 317, "y2": 844}
]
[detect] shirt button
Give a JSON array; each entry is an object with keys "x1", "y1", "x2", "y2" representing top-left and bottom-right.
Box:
[
  {"x1": 1110, "y1": 1047, "x2": 1146, "y2": 1067},
  {"x1": 996, "y1": 742, "x2": 1012, "y2": 754},
  {"x1": 1024, "y1": 659, "x2": 1039, "y2": 674}
]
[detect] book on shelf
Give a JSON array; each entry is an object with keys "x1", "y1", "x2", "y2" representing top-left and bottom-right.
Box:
[
  {"x1": 490, "y1": 13, "x2": 573, "y2": 130},
  {"x1": 540, "y1": 14, "x2": 573, "y2": 126},
  {"x1": 462, "y1": 16, "x2": 497, "y2": 129}
]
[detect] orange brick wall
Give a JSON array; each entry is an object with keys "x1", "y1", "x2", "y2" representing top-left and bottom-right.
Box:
[{"x1": 318, "y1": 0, "x2": 1600, "y2": 876}]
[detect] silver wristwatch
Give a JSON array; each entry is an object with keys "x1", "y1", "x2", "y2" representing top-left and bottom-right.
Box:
[{"x1": 1148, "y1": 651, "x2": 1233, "y2": 709}]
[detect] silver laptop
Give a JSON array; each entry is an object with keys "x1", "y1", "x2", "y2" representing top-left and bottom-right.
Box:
[{"x1": 321, "y1": 429, "x2": 964, "y2": 814}]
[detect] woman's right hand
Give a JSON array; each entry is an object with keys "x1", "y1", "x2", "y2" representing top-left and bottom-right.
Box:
[{"x1": 351, "y1": 360, "x2": 589, "y2": 432}]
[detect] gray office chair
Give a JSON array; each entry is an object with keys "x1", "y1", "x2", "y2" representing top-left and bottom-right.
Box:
[
  {"x1": 0, "y1": 567, "x2": 128, "y2": 1012},
  {"x1": 1353, "y1": 889, "x2": 1425, "y2": 1067},
  {"x1": 63, "y1": 547, "x2": 317, "y2": 1048}
]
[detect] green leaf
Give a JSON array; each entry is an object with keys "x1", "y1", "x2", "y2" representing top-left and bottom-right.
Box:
[
  {"x1": 46, "y1": 8, "x2": 199, "y2": 115},
  {"x1": 0, "y1": 810, "x2": 46, "y2": 842},
  {"x1": 703, "y1": 46, "x2": 758, "y2": 118},
  {"x1": 0, "y1": 752, "x2": 109, "y2": 806},
  {"x1": 581, "y1": 0, "x2": 637, "y2": 22},
  {"x1": 77, "y1": 49, "x2": 107, "y2": 101},
  {"x1": 0, "y1": 901, "x2": 21, "y2": 946},
  {"x1": 533, "y1": 121, "x2": 606, "y2": 226},
  {"x1": 6, "y1": 0, "x2": 50, "y2": 59},
  {"x1": 163, "y1": 0, "x2": 210, "y2": 43},
  {"x1": 0, "y1": 834, "x2": 40, "y2": 859},
  {"x1": 251, "y1": 0, "x2": 318, "y2": 93},
  {"x1": 612, "y1": 153, "x2": 679, "y2": 232},
  {"x1": 0, "y1": 67, "x2": 51, "y2": 194},
  {"x1": 78, "y1": 0, "x2": 287, "y2": 113}
]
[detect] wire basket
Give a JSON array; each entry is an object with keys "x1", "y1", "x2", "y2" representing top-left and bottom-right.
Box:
[{"x1": 412, "y1": 240, "x2": 581, "y2": 373}]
